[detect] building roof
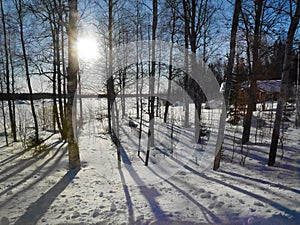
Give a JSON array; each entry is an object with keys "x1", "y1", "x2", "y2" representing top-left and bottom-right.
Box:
[
  {"x1": 257, "y1": 80, "x2": 281, "y2": 93},
  {"x1": 241, "y1": 80, "x2": 281, "y2": 93}
]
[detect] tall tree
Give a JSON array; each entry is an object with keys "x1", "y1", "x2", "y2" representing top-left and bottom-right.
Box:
[
  {"x1": 145, "y1": 0, "x2": 158, "y2": 166},
  {"x1": 0, "y1": 52, "x2": 9, "y2": 146},
  {"x1": 1, "y1": 0, "x2": 17, "y2": 142},
  {"x1": 181, "y1": 0, "x2": 217, "y2": 143},
  {"x1": 67, "y1": 0, "x2": 80, "y2": 170},
  {"x1": 14, "y1": 0, "x2": 39, "y2": 143},
  {"x1": 214, "y1": 0, "x2": 242, "y2": 170},
  {"x1": 57, "y1": 0, "x2": 67, "y2": 139},
  {"x1": 107, "y1": 0, "x2": 115, "y2": 134},
  {"x1": 164, "y1": 1, "x2": 177, "y2": 123},
  {"x1": 223, "y1": 0, "x2": 242, "y2": 110},
  {"x1": 269, "y1": 0, "x2": 300, "y2": 166},
  {"x1": 242, "y1": 0, "x2": 263, "y2": 144}
]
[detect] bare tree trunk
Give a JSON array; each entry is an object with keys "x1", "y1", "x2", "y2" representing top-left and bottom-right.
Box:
[
  {"x1": 9, "y1": 41, "x2": 16, "y2": 141},
  {"x1": 269, "y1": 0, "x2": 300, "y2": 166},
  {"x1": 107, "y1": 0, "x2": 114, "y2": 134},
  {"x1": 240, "y1": 9, "x2": 252, "y2": 76},
  {"x1": 145, "y1": 0, "x2": 157, "y2": 166},
  {"x1": 57, "y1": 0, "x2": 67, "y2": 139},
  {"x1": 78, "y1": 71, "x2": 83, "y2": 127},
  {"x1": 15, "y1": 0, "x2": 39, "y2": 143},
  {"x1": 61, "y1": 4, "x2": 68, "y2": 137},
  {"x1": 0, "y1": 67, "x2": 8, "y2": 146},
  {"x1": 135, "y1": 2, "x2": 140, "y2": 119},
  {"x1": 183, "y1": 0, "x2": 190, "y2": 128},
  {"x1": 67, "y1": 0, "x2": 80, "y2": 170},
  {"x1": 214, "y1": 0, "x2": 242, "y2": 171},
  {"x1": 50, "y1": 16, "x2": 59, "y2": 134},
  {"x1": 224, "y1": 0, "x2": 242, "y2": 109},
  {"x1": 164, "y1": 59, "x2": 173, "y2": 123},
  {"x1": 242, "y1": 0, "x2": 263, "y2": 144},
  {"x1": 138, "y1": 62, "x2": 144, "y2": 157},
  {"x1": 164, "y1": 7, "x2": 176, "y2": 123},
  {"x1": 1, "y1": 0, "x2": 17, "y2": 142},
  {"x1": 182, "y1": 0, "x2": 203, "y2": 142},
  {"x1": 137, "y1": 23, "x2": 144, "y2": 157},
  {"x1": 156, "y1": 61, "x2": 161, "y2": 118},
  {"x1": 296, "y1": 42, "x2": 300, "y2": 128}
]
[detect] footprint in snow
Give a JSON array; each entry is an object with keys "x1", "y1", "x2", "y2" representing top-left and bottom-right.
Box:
[
  {"x1": 254, "y1": 201, "x2": 264, "y2": 207},
  {"x1": 215, "y1": 201, "x2": 224, "y2": 208},
  {"x1": 200, "y1": 193, "x2": 211, "y2": 198}
]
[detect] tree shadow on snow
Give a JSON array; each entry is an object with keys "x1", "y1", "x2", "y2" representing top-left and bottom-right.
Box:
[
  {"x1": 0, "y1": 143, "x2": 71, "y2": 225},
  {"x1": 14, "y1": 168, "x2": 80, "y2": 225},
  {"x1": 140, "y1": 143, "x2": 300, "y2": 224},
  {"x1": 0, "y1": 140, "x2": 65, "y2": 198},
  {"x1": 147, "y1": 167, "x2": 223, "y2": 224},
  {"x1": 247, "y1": 213, "x2": 300, "y2": 225},
  {"x1": 118, "y1": 147, "x2": 171, "y2": 224},
  {"x1": 220, "y1": 170, "x2": 300, "y2": 195},
  {"x1": 0, "y1": 140, "x2": 63, "y2": 182},
  {"x1": 118, "y1": 144, "x2": 222, "y2": 224},
  {"x1": 184, "y1": 165, "x2": 300, "y2": 224}
]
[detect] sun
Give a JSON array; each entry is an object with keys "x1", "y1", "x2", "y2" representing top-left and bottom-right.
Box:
[{"x1": 77, "y1": 37, "x2": 99, "y2": 60}]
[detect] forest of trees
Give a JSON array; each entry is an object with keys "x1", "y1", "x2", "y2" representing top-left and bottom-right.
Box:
[{"x1": 0, "y1": 0, "x2": 300, "y2": 170}]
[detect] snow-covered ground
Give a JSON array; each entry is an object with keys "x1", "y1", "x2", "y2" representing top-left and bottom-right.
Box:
[{"x1": 0, "y1": 100, "x2": 299, "y2": 225}]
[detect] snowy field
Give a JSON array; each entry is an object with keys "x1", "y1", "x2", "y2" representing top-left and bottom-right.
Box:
[{"x1": 0, "y1": 100, "x2": 299, "y2": 225}]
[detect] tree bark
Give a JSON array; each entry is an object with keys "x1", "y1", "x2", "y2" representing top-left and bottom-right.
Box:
[
  {"x1": 269, "y1": 0, "x2": 300, "y2": 166},
  {"x1": 16, "y1": 0, "x2": 39, "y2": 144},
  {"x1": 183, "y1": 0, "x2": 190, "y2": 128},
  {"x1": 224, "y1": 0, "x2": 242, "y2": 109},
  {"x1": 67, "y1": 0, "x2": 80, "y2": 170},
  {"x1": 164, "y1": 6, "x2": 176, "y2": 123},
  {"x1": 242, "y1": 0, "x2": 263, "y2": 144},
  {"x1": 107, "y1": 0, "x2": 115, "y2": 135},
  {"x1": 0, "y1": 74, "x2": 8, "y2": 146},
  {"x1": 214, "y1": 0, "x2": 242, "y2": 171},
  {"x1": 145, "y1": 0, "x2": 157, "y2": 166},
  {"x1": 1, "y1": 0, "x2": 17, "y2": 142},
  {"x1": 57, "y1": 0, "x2": 66, "y2": 138}
]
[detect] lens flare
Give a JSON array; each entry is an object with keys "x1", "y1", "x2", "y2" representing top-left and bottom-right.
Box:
[{"x1": 77, "y1": 37, "x2": 99, "y2": 60}]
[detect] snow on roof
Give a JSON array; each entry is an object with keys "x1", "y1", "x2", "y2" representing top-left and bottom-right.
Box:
[
  {"x1": 257, "y1": 80, "x2": 281, "y2": 93},
  {"x1": 241, "y1": 80, "x2": 281, "y2": 93}
]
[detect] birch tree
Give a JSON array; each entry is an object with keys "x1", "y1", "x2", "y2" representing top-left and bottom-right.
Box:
[{"x1": 67, "y1": 0, "x2": 80, "y2": 170}]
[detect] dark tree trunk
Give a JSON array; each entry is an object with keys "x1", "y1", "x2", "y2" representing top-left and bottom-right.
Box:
[
  {"x1": 215, "y1": 0, "x2": 242, "y2": 170},
  {"x1": 16, "y1": 0, "x2": 39, "y2": 144},
  {"x1": 1, "y1": 0, "x2": 17, "y2": 142},
  {"x1": 138, "y1": 62, "x2": 144, "y2": 157},
  {"x1": 145, "y1": 0, "x2": 157, "y2": 166},
  {"x1": 57, "y1": 0, "x2": 66, "y2": 139},
  {"x1": 224, "y1": 0, "x2": 242, "y2": 109},
  {"x1": 242, "y1": 0, "x2": 263, "y2": 144},
  {"x1": 50, "y1": 17, "x2": 59, "y2": 133},
  {"x1": 0, "y1": 76, "x2": 8, "y2": 146},
  {"x1": 269, "y1": 0, "x2": 300, "y2": 166},
  {"x1": 61, "y1": 3, "x2": 68, "y2": 136},
  {"x1": 182, "y1": 0, "x2": 203, "y2": 142},
  {"x1": 183, "y1": 0, "x2": 190, "y2": 128},
  {"x1": 164, "y1": 7, "x2": 176, "y2": 123},
  {"x1": 107, "y1": 0, "x2": 114, "y2": 134}
]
